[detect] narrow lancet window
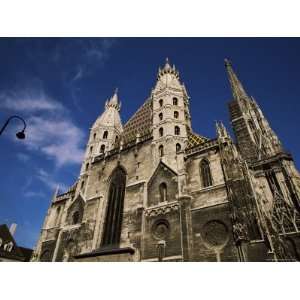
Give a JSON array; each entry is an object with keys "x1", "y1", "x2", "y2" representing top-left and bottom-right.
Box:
[{"x1": 200, "y1": 159, "x2": 213, "y2": 187}]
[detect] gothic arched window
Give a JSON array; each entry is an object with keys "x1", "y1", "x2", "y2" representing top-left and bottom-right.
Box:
[
  {"x1": 85, "y1": 163, "x2": 89, "y2": 171},
  {"x1": 102, "y1": 167, "x2": 126, "y2": 247},
  {"x1": 173, "y1": 97, "x2": 178, "y2": 105},
  {"x1": 72, "y1": 211, "x2": 80, "y2": 225},
  {"x1": 174, "y1": 111, "x2": 179, "y2": 119},
  {"x1": 89, "y1": 146, "x2": 93, "y2": 154},
  {"x1": 159, "y1": 183, "x2": 167, "y2": 202},
  {"x1": 200, "y1": 159, "x2": 213, "y2": 188},
  {"x1": 159, "y1": 99, "x2": 163, "y2": 107},
  {"x1": 175, "y1": 126, "x2": 180, "y2": 135},
  {"x1": 159, "y1": 113, "x2": 163, "y2": 121},
  {"x1": 159, "y1": 145, "x2": 164, "y2": 157},
  {"x1": 93, "y1": 133, "x2": 96, "y2": 140},
  {"x1": 159, "y1": 127, "x2": 164, "y2": 137},
  {"x1": 176, "y1": 143, "x2": 181, "y2": 152},
  {"x1": 100, "y1": 144, "x2": 105, "y2": 153},
  {"x1": 103, "y1": 131, "x2": 108, "y2": 139}
]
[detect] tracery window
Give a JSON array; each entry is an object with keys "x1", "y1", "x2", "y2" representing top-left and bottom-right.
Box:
[
  {"x1": 159, "y1": 113, "x2": 163, "y2": 121},
  {"x1": 174, "y1": 111, "x2": 179, "y2": 119},
  {"x1": 102, "y1": 167, "x2": 126, "y2": 247},
  {"x1": 159, "y1": 145, "x2": 164, "y2": 157},
  {"x1": 174, "y1": 126, "x2": 180, "y2": 135},
  {"x1": 200, "y1": 159, "x2": 213, "y2": 188},
  {"x1": 159, "y1": 127, "x2": 164, "y2": 137},
  {"x1": 159, "y1": 183, "x2": 167, "y2": 202},
  {"x1": 103, "y1": 131, "x2": 108, "y2": 139},
  {"x1": 159, "y1": 99, "x2": 163, "y2": 107},
  {"x1": 173, "y1": 97, "x2": 178, "y2": 105}
]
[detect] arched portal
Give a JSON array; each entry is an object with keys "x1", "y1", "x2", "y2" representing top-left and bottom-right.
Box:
[{"x1": 102, "y1": 167, "x2": 126, "y2": 247}]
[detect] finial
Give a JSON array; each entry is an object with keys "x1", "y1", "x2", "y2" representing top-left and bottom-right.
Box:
[
  {"x1": 224, "y1": 58, "x2": 231, "y2": 67},
  {"x1": 166, "y1": 57, "x2": 169, "y2": 64},
  {"x1": 114, "y1": 87, "x2": 118, "y2": 95}
]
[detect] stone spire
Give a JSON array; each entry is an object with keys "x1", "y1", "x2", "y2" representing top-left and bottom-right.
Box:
[
  {"x1": 224, "y1": 59, "x2": 249, "y2": 102},
  {"x1": 216, "y1": 121, "x2": 230, "y2": 141}
]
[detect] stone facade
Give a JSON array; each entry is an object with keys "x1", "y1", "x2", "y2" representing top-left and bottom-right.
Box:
[{"x1": 32, "y1": 59, "x2": 300, "y2": 262}]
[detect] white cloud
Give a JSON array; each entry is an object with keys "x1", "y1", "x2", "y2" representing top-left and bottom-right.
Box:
[
  {"x1": 0, "y1": 88, "x2": 85, "y2": 167},
  {"x1": 36, "y1": 168, "x2": 68, "y2": 192},
  {"x1": 25, "y1": 116, "x2": 85, "y2": 166},
  {"x1": 0, "y1": 91, "x2": 64, "y2": 112}
]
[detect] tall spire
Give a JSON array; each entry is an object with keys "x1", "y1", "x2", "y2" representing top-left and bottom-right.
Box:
[{"x1": 224, "y1": 59, "x2": 248, "y2": 101}]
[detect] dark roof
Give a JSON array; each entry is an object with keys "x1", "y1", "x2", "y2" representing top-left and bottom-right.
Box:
[{"x1": 0, "y1": 224, "x2": 33, "y2": 262}]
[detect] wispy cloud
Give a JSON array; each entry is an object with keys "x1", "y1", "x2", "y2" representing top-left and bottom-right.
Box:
[
  {"x1": 0, "y1": 88, "x2": 85, "y2": 167},
  {"x1": 36, "y1": 168, "x2": 68, "y2": 192},
  {"x1": 16, "y1": 152, "x2": 31, "y2": 163},
  {"x1": 0, "y1": 90, "x2": 64, "y2": 112}
]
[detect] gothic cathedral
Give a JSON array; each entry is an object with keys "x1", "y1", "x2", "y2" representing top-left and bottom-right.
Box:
[{"x1": 32, "y1": 59, "x2": 300, "y2": 262}]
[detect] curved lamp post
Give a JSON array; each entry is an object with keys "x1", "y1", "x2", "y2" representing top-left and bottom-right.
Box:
[{"x1": 0, "y1": 115, "x2": 27, "y2": 139}]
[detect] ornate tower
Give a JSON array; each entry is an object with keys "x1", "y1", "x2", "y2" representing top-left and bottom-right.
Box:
[
  {"x1": 225, "y1": 59, "x2": 283, "y2": 163},
  {"x1": 224, "y1": 60, "x2": 300, "y2": 260},
  {"x1": 78, "y1": 89, "x2": 123, "y2": 194},
  {"x1": 151, "y1": 58, "x2": 191, "y2": 170}
]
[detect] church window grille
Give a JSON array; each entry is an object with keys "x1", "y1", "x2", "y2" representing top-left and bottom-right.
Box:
[
  {"x1": 159, "y1": 113, "x2": 163, "y2": 121},
  {"x1": 173, "y1": 97, "x2": 178, "y2": 105},
  {"x1": 175, "y1": 126, "x2": 180, "y2": 135},
  {"x1": 102, "y1": 167, "x2": 126, "y2": 247},
  {"x1": 159, "y1": 145, "x2": 164, "y2": 157},
  {"x1": 159, "y1": 99, "x2": 163, "y2": 107},
  {"x1": 159, "y1": 183, "x2": 167, "y2": 202},
  {"x1": 103, "y1": 131, "x2": 108, "y2": 139},
  {"x1": 174, "y1": 111, "x2": 179, "y2": 119},
  {"x1": 159, "y1": 127, "x2": 164, "y2": 137},
  {"x1": 200, "y1": 159, "x2": 213, "y2": 187},
  {"x1": 176, "y1": 143, "x2": 181, "y2": 152}
]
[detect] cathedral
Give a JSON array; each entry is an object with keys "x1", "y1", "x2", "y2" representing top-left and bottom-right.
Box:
[{"x1": 32, "y1": 58, "x2": 300, "y2": 262}]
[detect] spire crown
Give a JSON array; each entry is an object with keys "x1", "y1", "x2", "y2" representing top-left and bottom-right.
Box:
[
  {"x1": 106, "y1": 88, "x2": 121, "y2": 111},
  {"x1": 157, "y1": 57, "x2": 179, "y2": 80}
]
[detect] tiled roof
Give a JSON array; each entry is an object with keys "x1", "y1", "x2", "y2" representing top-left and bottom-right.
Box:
[
  {"x1": 187, "y1": 132, "x2": 209, "y2": 149},
  {"x1": 122, "y1": 98, "x2": 153, "y2": 144}
]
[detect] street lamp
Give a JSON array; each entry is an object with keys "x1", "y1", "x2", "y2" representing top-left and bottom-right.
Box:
[{"x1": 0, "y1": 115, "x2": 27, "y2": 140}]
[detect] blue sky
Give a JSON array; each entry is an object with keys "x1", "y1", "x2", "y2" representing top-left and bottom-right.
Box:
[{"x1": 1, "y1": 38, "x2": 300, "y2": 249}]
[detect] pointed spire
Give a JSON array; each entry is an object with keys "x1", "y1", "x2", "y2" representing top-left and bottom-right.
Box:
[
  {"x1": 224, "y1": 58, "x2": 248, "y2": 101},
  {"x1": 52, "y1": 185, "x2": 59, "y2": 202},
  {"x1": 216, "y1": 121, "x2": 230, "y2": 140}
]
